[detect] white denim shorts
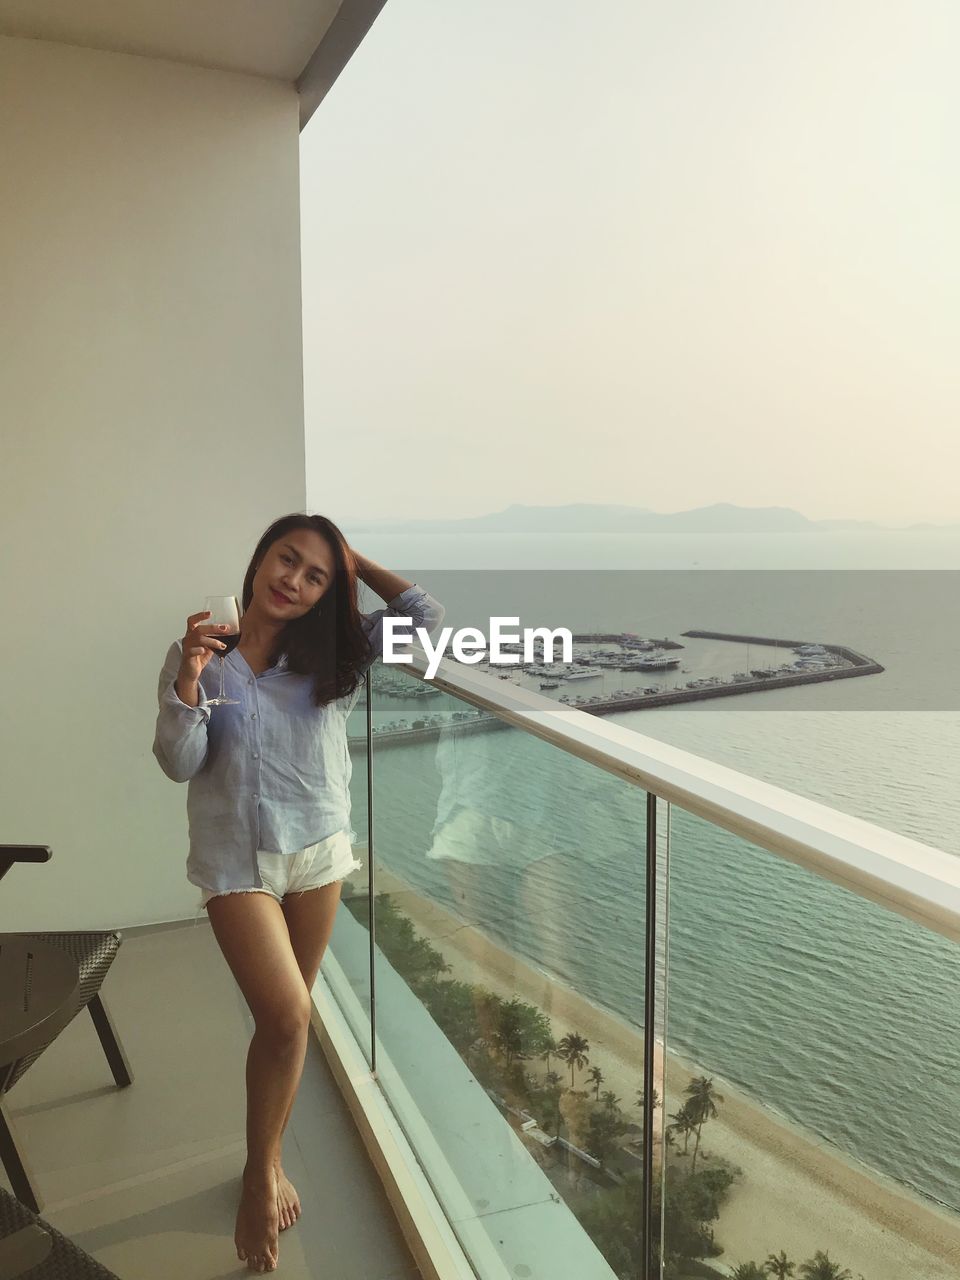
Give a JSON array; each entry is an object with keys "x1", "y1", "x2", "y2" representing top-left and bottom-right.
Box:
[{"x1": 197, "y1": 830, "x2": 363, "y2": 911}]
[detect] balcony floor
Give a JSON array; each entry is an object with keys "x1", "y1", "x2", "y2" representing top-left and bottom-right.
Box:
[{"x1": 1, "y1": 919, "x2": 421, "y2": 1280}]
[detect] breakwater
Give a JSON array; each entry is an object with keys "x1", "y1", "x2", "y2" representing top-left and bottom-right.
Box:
[
  {"x1": 349, "y1": 713, "x2": 503, "y2": 753},
  {"x1": 682, "y1": 630, "x2": 882, "y2": 670}
]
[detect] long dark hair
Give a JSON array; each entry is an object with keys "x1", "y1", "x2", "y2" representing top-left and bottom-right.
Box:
[{"x1": 241, "y1": 514, "x2": 372, "y2": 706}]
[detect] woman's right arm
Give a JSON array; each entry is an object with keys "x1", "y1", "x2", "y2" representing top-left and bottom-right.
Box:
[{"x1": 152, "y1": 612, "x2": 230, "y2": 782}]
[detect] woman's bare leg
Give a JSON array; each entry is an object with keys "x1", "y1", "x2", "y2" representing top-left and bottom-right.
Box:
[
  {"x1": 267, "y1": 880, "x2": 344, "y2": 1229},
  {"x1": 207, "y1": 891, "x2": 312, "y2": 1273}
]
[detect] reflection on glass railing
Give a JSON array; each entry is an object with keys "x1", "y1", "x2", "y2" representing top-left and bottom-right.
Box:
[
  {"x1": 662, "y1": 804, "x2": 960, "y2": 1280},
  {"x1": 347, "y1": 671, "x2": 653, "y2": 1277},
  {"x1": 323, "y1": 676, "x2": 373, "y2": 1063}
]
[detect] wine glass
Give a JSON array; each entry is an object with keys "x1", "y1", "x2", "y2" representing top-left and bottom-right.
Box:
[{"x1": 204, "y1": 595, "x2": 241, "y2": 707}]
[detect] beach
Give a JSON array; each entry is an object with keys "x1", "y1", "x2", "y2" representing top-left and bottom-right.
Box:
[{"x1": 373, "y1": 865, "x2": 960, "y2": 1279}]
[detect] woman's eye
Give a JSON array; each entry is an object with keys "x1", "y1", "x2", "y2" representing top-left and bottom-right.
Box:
[{"x1": 281, "y1": 555, "x2": 293, "y2": 564}]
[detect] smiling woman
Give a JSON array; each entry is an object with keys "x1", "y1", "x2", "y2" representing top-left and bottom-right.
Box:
[
  {"x1": 152, "y1": 510, "x2": 444, "y2": 1272},
  {"x1": 238, "y1": 514, "x2": 368, "y2": 701}
]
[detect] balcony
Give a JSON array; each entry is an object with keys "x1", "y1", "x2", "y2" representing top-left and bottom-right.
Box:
[
  {"x1": 1, "y1": 918, "x2": 421, "y2": 1279},
  {"x1": 330, "y1": 655, "x2": 960, "y2": 1280},
  {"x1": 6, "y1": 655, "x2": 960, "y2": 1280}
]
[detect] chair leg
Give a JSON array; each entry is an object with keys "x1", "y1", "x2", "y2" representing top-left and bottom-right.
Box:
[
  {"x1": 0, "y1": 1098, "x2": 43, "y2": 1214},
  {"x1": 87, "y1": 994, "x2": 133, "y2": 1088}
]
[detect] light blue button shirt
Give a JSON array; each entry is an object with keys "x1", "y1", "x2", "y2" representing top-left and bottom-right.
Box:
[{"x1": 153, "y1": 585, "x2": 444, "y2": 893}]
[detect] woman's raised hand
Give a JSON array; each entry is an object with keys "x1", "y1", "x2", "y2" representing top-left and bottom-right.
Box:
[{"x1": 178, "y1": 611, "x2": 230, "y2": 685}]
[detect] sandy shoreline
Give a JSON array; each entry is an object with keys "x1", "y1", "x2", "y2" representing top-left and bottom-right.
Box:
[{"x1": 374, "y1": 865, "x2": 960, "y2": 1279}]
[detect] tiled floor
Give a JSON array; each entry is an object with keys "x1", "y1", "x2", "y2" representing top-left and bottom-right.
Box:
[{"x1": 1, "y1": 920, "x2": 421, "y2": 1280}]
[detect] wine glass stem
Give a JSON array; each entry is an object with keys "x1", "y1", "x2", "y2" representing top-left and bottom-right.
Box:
[{"x1": 218, "y1": 657, "x2": 226, "y2": 701}]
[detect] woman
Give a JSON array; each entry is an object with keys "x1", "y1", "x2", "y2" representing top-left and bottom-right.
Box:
[{"x1": 153, "y1": 513, "x2": 444, "y2": 1274}]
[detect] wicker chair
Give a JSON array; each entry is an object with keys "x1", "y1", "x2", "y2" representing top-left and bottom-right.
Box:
[
  {"x1": 0, "y1": 848, "x2": 133, "y2": 1215},
  {"x1": 0, "y1": 1186, "x2": 121, "y2": 1280}
]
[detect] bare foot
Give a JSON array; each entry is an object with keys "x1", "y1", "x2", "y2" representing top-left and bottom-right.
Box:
[
  {"x1": 236, "y1": 1167, "x2": 280, "y2": 1273},
  {"x1": 275, "y1": 1162, "x2": 301, "y2": 1230}
]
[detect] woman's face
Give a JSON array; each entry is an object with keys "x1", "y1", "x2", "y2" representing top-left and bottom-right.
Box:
[{"x1": 251, "y1": 528, "x2": 337, "y2": 621}]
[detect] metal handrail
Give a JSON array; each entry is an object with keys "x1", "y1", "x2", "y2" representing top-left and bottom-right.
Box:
[{"x1": 388, "y1": 653, "x2": 960, "y2": 944}]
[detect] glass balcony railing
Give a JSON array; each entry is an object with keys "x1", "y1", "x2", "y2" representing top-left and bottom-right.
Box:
[
  {"x1": 321, "y1": 653, "x2": 960, "y2": 1280},
  {"x1": 661, "y1": 805, "x2": 960, "y2": 1280},
  {"x1": 324, "y1": 675, "x2": 373, "y2": 1063},
  {"x1": 368, "y1": 683, "x2": 656, "y2": 1276}
]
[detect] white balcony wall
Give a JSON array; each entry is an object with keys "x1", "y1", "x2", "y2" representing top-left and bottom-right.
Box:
[{"x1": 0, "y1": 36, "x2": 306, "y2": 930}]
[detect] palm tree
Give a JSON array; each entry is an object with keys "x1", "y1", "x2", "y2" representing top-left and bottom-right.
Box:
[
  {"x1": 587, "y1": 1065, "x2": 604, "y2": 1099},
  {"x1": 636, "y1": 1085, "x2": 660, "y2": 1114},
  {"x1": 798, "y1": 1253, "x2": 852, "y2": 1280},
  {"x1": 666, "y1": 1105, "x2": 695, "y2": 1156},
  {"x1": 684, "y1": 1076, "x2": 723, "y2": 1172},
  {"x1": 732, "y1": 1266, "x2": 766, "y2": 1280},
  {"x1": 544, "y1": 1070, "x2": 562, "y2": 1089},
  {"x1": 600, "y1": 1090, "x2": 622, "y2": 1112},
  {"x1": 540, "y1": 1037, "x2": 558, "y2": 1074},
  {"x1": 765, "y1": 1252, "x2": 796, "y2": 1279},
  {"x1": 557, "y1": 1032, "x2": 590, "y2": 1088}
]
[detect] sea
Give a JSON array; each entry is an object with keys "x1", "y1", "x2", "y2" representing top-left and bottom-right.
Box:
[{"x1": 342, "y1": 528, "x2": 960, "y2": 1214}]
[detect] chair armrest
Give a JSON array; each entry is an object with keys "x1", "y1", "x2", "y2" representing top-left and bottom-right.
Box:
[{"x1": 0, "y1": 848, "x2": 52, "y2": 884}]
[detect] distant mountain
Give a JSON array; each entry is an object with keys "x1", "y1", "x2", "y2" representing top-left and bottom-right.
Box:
[
  {"x1": 813, "y1": 518, "x2": 886, "y2": 530},
  {"x1": 346, "y1": 502, "x2": 881, "y2": 534}
]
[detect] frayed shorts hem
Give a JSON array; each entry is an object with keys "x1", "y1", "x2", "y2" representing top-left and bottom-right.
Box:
[{"x1": 194, "y1": 831, "x2": 362, "y2": 912}]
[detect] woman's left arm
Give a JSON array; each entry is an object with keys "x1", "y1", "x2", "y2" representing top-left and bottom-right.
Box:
[{"x1": 351, "y1": 550, "x2": 445, "y2": 663}]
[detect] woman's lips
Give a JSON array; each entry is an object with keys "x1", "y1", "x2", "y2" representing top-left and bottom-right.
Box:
[{"x1": 270, "y1": 588, "x2": 292, "y2": 604}]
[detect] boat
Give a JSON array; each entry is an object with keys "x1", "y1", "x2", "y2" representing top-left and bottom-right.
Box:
[
  {"x1": 564, "y1": 670, "x2": 600, "y2": 681},
  {"x1": 540, "y1": 680, "x2": 560, "y2": 689},
  {"x1": 632, "y1": 653, "x2": 681, "y2": 671}
]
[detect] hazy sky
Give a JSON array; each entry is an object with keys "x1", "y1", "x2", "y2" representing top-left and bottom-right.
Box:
[{"x1": 300, "y1": 1, "x2": 958, "y2": 527}]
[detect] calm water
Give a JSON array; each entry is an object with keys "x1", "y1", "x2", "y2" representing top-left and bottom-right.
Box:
[{"x1": 346, "y1": 529, "x2": 960, "y2": 1210}]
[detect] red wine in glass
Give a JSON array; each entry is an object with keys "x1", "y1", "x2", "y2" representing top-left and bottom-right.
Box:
[{"x1": 204, "y1": 595, "x2": 241, "y2": 706}]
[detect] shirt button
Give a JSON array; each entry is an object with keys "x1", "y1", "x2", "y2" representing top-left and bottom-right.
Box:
[
  {"x1": 252, "y1": 793, "x2": 258, "y2": 800},
  {"x1": 252, "y1": 753, "x2": 259, "y2": 760},
  {"x1": 251, "y1": 713, "x2": 258, "y2": 719}
]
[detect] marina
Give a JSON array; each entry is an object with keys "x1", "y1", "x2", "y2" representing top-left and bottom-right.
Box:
[{"x1": 349, "y1": 630, "x2": 885, "y2": 749}]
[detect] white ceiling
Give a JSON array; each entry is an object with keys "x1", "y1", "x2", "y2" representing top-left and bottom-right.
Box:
[{"x1": 0, "y1": 0, "x2": 343, "y2": 81}]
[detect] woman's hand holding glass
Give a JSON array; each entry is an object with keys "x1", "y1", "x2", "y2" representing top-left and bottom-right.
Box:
[{"x1": 177, "y1": 598, "x2": 241, "y2": 707}]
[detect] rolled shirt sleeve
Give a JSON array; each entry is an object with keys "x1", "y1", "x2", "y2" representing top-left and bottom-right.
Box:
[
  {"x1": 361, "y1": 584, "x2": 445, "y2": 669},
  {"x1": 152, "y1": 641, "x2": 212, "y2": 782}
]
